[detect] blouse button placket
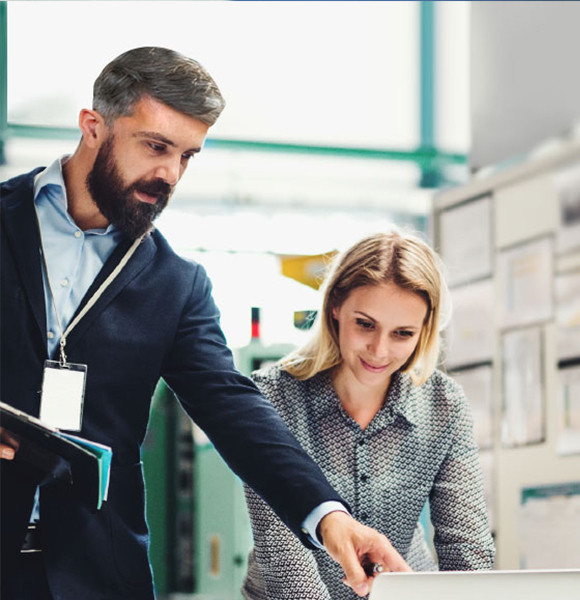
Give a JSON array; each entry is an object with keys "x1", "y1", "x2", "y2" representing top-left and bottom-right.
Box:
[{"x1": 354, "y1": 434, "x2": 371, "y2": 521}]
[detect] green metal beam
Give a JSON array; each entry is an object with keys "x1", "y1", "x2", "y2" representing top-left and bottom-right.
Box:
[
  {"x1": 420, "y1": 0, "x2": 436, "y2": 149},
  {"x1": 204, "y1": 136, "x2": 466, "y2": 168},
  {"x1": 5, "y1": 123, "x2": 81, "y2": 141},
  {"x1": 5, "y1": 123, "x2": 466, "y2": 169},
  {"x1": 1, "y1": 1, "x2": 466, "y2": 181},
  {"x1": 419, "y1": 1, "x2": 442, "y2": 187}
]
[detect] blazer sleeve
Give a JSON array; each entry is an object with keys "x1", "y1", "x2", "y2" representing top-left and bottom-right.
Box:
[
  {"x1": 429, "y1": 382, "x2": 496, "y2": 570},
  {"x1": 160, "y1": 262, "x2": 346, "y2": 545},
  {"x1": 244, "y1": 484, "x2": 331, "y2": 600}
]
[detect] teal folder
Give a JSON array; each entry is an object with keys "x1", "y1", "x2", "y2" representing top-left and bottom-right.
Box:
[{"x1": 0, "y1": 401, "x2": 112, "y2": 511}]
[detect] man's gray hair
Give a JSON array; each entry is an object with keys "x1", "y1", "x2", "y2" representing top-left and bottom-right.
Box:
[{"x1": 93, "y1": 46, "x2": 225, "y2": 126}]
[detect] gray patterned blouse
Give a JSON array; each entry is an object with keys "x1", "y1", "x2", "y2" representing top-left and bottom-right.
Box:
[{"x1": 242, "y1": 365, "x2": 495, "y2": 600}]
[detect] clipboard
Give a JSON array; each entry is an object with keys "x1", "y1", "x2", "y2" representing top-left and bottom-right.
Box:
[{"x1": 0, "y1": 401, "x2": 112, "y2": 511}]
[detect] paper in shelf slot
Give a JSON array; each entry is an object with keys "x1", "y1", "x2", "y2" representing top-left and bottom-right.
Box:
[{"x1": 0, "y1": 401, "x2": 112, "y2": 511}]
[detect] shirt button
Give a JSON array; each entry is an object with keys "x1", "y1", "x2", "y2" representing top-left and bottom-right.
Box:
[
  {"x1": 358, "y1": 439, "x2": 365, "y2": 446},
  {"x1": 361, "y1": 512, "x2": 368, "y2": 520},
  {"x1": 74, "y1": 231, "x2": 82, "y2": 238},
  {"x1": 360, "y1": 474, "x2": 369, "y2": 482},
  {"x1": 60, "y1": 278, "x2": 69, "y2": 287},
  {"x1": 47, "y1": 331, "x2": 55, "y2": 339}
]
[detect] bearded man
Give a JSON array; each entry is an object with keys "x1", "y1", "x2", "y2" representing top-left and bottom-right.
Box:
[{"x1": 0, "y1": 46, "x2": 409, "y2": 600}]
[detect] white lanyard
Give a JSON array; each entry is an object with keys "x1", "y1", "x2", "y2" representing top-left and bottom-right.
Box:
[{"x1": 35, "y1": 205, "x2": 149, "y2": 365}]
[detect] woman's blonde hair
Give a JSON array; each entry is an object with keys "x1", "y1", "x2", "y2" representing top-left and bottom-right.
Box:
[{"x1": 280, "y1": 230, "x2": 451, "y2": 386}]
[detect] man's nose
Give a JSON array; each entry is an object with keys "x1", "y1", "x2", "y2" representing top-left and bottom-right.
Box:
[{"x1": 155, "y1": 156, "x2": 181, "y2": 186}]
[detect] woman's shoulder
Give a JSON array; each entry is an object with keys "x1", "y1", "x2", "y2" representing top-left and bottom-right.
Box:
[
  {"x1": 252, "y1": 362, "x2": 293, "y2": 386},
  {"x1": 394, "y1": 368, "x2": 472, "y2": 431},
  {"x1": 432, "y1": 369, "x2": 476, "y2": 424},
  {"x1": 408, "y1": 368, "x2": 469, "y2": 410},
  {"x1": 398, "y1": 367, "x2": 463, "y2": 394},
  {"x1": 428, "y1": 368, "x2": 464, "y2": 393},
  {"x1": 251, "y1": 364, "x2": 307, "y2": 408}
]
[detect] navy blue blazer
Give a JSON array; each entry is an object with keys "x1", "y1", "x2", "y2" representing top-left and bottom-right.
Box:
[{"x1": 0, "y1": 169, "x2": 344, "y2": 599}]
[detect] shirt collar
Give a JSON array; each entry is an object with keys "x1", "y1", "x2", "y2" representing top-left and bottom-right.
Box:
[
  {"x1": 307, "y1": 370, "x2": 342, "y2": 422},
  {"x1": 34, "y1": 155, "x2": 70, "y2": 202},
  {"x1": 308, "y1": 369, "x2": 420, "y2": 430},
  {"x1": 382, "y1": 371, "x2": 422, "y2": 426},
  {"x1": 34, "y1": 155, "x2": 119, "y2": 235}
]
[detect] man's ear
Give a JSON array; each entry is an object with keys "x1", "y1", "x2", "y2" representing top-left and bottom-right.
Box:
[{"x1": 78, "y1": 109, "x2": 107, "y2": 148}]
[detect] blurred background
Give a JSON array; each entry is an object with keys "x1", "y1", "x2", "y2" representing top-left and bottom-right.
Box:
[{"x1": 1, "y1": 1, "x2": 579, "y2": 598}]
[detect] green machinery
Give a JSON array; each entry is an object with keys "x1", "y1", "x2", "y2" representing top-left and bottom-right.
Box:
[
  {"x1": 142, "y1": 341, "x2": 295, "y2": 599},
  {"x1": 193, "y1": 340, "x2": 295, "y2": 600},
  {"x1": 142, "y1": 381, "x2": 196, "y2": 596}
]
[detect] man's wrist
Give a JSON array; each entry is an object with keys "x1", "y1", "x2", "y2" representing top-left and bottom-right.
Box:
[{"x1": 302, "y1": 501, "x2": 350, "y2": 549}]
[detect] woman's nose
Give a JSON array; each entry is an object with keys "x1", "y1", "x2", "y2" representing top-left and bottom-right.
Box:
[{"x1": 369, "y1": 333, "x2": 389, "y2": 359}]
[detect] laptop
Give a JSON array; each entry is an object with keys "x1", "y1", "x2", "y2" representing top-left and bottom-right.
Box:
[{"x1": 369, "y1": 569, "x2": 580, "y2": 600}]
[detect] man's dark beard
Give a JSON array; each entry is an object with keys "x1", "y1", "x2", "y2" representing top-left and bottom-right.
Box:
[{"x1": 86, "y1": 136, "x2": 172, "y2": 240}]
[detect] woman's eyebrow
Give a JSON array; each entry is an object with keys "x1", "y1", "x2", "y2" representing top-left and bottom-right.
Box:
[{"x1": 354, "y1": 311, "x2": 376, "y2": 322}]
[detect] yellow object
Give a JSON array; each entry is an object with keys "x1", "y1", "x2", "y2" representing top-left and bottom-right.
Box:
[{"x1": 279, "y1": 252, "x2": 337, "y2": 290}]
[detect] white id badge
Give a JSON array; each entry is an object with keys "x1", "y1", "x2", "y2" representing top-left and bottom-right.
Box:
[{"x1": 40, "y1": 360, "x2": 87, "y2": 431}]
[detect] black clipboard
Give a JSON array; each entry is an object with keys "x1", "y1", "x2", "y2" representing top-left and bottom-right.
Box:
[{"x1": 0, "y1": 401, "x2": 111, "y2": 511}]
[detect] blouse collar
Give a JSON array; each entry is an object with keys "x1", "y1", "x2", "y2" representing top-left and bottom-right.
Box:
[{"x1": 307, "y1": 369, "x2": 422, "y2": 432}]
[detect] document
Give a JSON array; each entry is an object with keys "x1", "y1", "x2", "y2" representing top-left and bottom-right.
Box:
[
  {"x1": 520, "y1": 483, "x2": 580, "y2": 569},
  {"x1": 447, "y1": 280, "x2": 494, "y2": 368},
  {"x1": 0, "y1": 402, "x2": 112, "y2": 510},
  {"x1": 498, "y1": 237, "x2": 553, "y2": 329},
  {"x1": 439, "y1": 195, "x2": 492, "y2": 287},
  {"x1": 557, "y1": 365, "x2": 580, "y2": 456},
  {"x1": 451, "y1": 364, "x2": 494, "y2": 449},
  {"x1": 555, "y1": 270, "x2": 580, "y2": 361},
  {"x1": 500, "y1": 327, "x2": 545, "y2": 447}
]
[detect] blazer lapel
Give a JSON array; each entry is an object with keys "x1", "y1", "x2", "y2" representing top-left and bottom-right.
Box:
[
  {"x1": 62, "y1": 232, "x2": 157, "y2": 356},
  {"x1": 1, "y1": 170, "x2": 48, "y2": 345},
  {"x1": 2, "y1": 170, "x2": 158, "y2": 359}
]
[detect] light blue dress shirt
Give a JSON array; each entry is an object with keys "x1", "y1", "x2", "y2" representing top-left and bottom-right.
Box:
[
  {"x1": 31, "y1": 157, "x2": 342, "y2": 546},
  {"x1": 34, "y1": 156, "x2": 123, "y2": 358},
  {"x1": 30, "y1": 157, "x2": 122, "y2": 521}
]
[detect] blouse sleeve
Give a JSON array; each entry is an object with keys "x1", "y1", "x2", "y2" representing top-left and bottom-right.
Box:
[
  {"x1": 429, "y1": 384, "x2": 495, "y2": 570},
  {"x1": 243, "y1": 484, "x2": 332, "y2": 600}
]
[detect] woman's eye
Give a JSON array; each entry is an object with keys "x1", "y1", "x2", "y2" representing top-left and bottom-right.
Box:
[
  {"x1": 395, "y1": 330, "x2": 414, "y2": 339},
  {"x1": 356, "y1": 319, "x2": 374, "y2": 330}
]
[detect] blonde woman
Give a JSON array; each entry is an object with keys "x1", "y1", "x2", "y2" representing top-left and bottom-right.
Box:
[{"x1": 242, "y1": 230, "x2": 495, "y2": 600}]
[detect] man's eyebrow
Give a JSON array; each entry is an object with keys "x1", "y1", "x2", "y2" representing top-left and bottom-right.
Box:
[{"x1": 134, "y1": 131, "x2": 202, "y2": 153}]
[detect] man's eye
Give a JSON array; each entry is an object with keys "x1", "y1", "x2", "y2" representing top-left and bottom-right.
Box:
[
  {"x1": 182, "y1": 152, "x2": 195, "y2": 161},
  {"x1": 148, "y1": 142, "x2": 166, "y2": 152}
]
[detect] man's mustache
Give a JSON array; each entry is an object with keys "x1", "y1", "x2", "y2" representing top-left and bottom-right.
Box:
[{"x1": 131, "y1": 178, "x2": 173, "y2": 201}]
